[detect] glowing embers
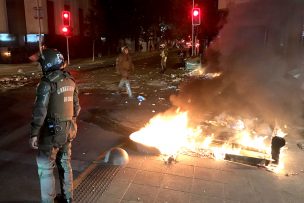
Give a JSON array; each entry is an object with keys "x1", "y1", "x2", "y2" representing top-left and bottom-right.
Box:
[{"x1": 130, "y1": 110, "x2": 287, "y2": 173}]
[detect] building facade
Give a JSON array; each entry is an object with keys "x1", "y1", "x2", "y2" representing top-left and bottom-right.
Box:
[{"x1": 0, "y1": 0, "x2": 90, "y2": 62}]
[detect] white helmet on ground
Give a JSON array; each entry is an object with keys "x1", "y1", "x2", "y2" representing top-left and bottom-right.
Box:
[{"x1": 104, "y1": 147, "x2": 129, "y2": 166}]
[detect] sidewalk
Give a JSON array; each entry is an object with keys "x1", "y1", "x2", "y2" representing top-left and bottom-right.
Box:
[{"x1": 74, "y1": 136, "x2": 304, "y2": 203}]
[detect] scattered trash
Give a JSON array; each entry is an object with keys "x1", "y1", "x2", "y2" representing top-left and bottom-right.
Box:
[
  {"x1": 168, "y1": 85, "x2": 176, "y2": 89},
  {"x1": 288, "y1": 68, "x2": 302, "y2": 79},
  {"x1": 165, "y1": 156, "x2": 176, "y2": 164},
  {"x1": 285, "y1": 172, "x2": 299, "y2": 176},
  {"x1": 297, "y1": 142, "x2": 304, "y2": 150},
  {"x1": 137, "y1": 95, "x2": 146, "y2": 102},
  {"x1": 172, "y1": 78, "x2": 182, "y2": 83},
  {"x1": 137, "y1": 95, "x2": 146, "y2": 105}
]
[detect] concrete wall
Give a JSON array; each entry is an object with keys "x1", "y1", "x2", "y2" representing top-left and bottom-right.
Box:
[
  {"x1": 0, "y1": 0, "x2": 8, "y2": 32},
  {"x1": 69, "y1": 0, "x2": 79, "y2": 35},
  {"x1": 24, "y1": 0, "x2": 48, "y2": 34},
  {"x1": 53, "y1": 0, "x2": 64, "y2": 35},
  {"x1": 0, "y1": 0, "x2": 87, "y2": 35}
]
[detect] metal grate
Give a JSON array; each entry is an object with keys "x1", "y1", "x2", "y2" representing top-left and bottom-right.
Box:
[{"x1": 74, "y1": 164, "x2": 121, "y2": 203}]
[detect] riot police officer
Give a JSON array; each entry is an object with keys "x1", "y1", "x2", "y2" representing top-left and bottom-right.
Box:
[{"x1": 29, "y1": 48, "x2": 81, "y2": 203}]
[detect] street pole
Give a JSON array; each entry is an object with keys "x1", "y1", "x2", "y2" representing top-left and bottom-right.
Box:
[
  {"x1": 36, "y1": 0, "x2": 43, "y2": 55},
  {"x1": 192, "y1": 0, "x2": 195, "y2": 56},
  {"x1": 192, "y1": 25, "x2": 195, "y2": 56},
  {"x1": 66, "y1": 36, "x2": 70, "y2": 64}
]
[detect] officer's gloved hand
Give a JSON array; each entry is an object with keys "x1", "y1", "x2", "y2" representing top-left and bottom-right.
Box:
[{"x1": 29, "y1": 136, "x2": 38, "y2": 149}]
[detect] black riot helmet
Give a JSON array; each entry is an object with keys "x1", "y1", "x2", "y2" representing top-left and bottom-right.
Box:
[{"x1": 38, "y1": 48, "x2": 65, "y2": 73}]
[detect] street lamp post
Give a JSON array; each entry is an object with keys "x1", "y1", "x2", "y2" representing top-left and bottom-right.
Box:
[
  {"x1": 192, "y1": 26, "x2": 195, "y2": 56},
  {"x1": 192, "y1": 0, "x2": 195, "y2": 56},
  {"x1": 36, "y1": 0, "x2": 43, "y2": 55},
  {"x1": 66, "y1": 36, "x2": 70, "y2": 65}
]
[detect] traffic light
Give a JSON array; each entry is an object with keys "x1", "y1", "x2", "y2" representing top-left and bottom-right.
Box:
[
  {"x1": 62, "y1": 11, "x2": 71, "y2": 26},
  {"x1": 61, "y1": 26, "x2": 72, "y2": 36},
  {"x1": 192, "y1": 7, "x2": 201, "y2": 25},
  {"x1": 61, "y1": 11, "x2": 72, "y2": 36}
]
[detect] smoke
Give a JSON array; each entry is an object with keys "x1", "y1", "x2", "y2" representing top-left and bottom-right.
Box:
[{"x1": 172, "y1": 0, "x2": 304, "y2": 127}]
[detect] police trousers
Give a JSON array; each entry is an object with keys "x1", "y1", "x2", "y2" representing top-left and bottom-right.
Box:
[{"x1": 36, "y1": 142, "x2": 73, "y2": 203}]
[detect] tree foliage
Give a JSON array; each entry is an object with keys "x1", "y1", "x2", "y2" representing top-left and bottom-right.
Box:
[{"x1": 85, "y1": 0, "x2": 220, "y2": 45}]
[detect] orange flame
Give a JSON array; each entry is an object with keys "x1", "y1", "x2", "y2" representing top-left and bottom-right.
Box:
[{"x1": 130, "y1": 110, "x2": 286, "y2": 173}]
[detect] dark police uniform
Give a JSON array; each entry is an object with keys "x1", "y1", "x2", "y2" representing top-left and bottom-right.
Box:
[{"x1": 30, "y1": 49, "x2": 80, "y2": 203}]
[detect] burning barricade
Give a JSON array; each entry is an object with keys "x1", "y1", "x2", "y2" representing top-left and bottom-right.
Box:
[{"x1": 130, "y1": 110, "x2": 286, "y2": 173}]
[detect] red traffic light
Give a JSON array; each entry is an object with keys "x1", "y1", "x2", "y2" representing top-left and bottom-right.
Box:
[
  {"x1": 192, "y1": 8, "x2": 201, "y2": 25},
  {"x1": 61, "y1": 26, "x2": 72, "y2": 36},
  {"x1": 63, "y1": 13, "x2": 69, "y2": 19},
  {"x1": 62, "y1": 26, "x2": 68, "y2": 33},
  {"x1": 62, "y1": 11, "x2": 71, "y2": 26}
]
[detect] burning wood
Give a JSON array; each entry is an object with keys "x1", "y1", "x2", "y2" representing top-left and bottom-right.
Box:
[{"x1": 130, "y1": 111, "x2": 287, "y2": 172}]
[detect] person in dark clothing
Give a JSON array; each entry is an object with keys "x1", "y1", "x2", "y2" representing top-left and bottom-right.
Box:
[
  {"x1": 115, "y1": 46, "x2": 135, "y2": 98},
  {"x1": 29, "y1": 48, "x2": 81, "y2": 203}
]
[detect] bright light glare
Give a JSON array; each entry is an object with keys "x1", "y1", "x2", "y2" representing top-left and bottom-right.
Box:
[
  {"x1": 63, "y1": 13, "x2": 69, "y2": 18},
  {"x1": 193, "y1": 10, "x2": 199, "y2": 16},
  {"x1": 0, "y1": 34, "x2": 15, "y2": 42}
]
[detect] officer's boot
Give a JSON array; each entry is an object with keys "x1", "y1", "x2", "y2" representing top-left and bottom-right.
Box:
[{"x1": 125, "y1": 81, "x2": 133, "y2": 98}]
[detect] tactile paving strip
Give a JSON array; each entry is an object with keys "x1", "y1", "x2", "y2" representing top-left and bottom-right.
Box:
[{"x1": 74, "y1": 164, "x2": 121, "y2": 203}]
